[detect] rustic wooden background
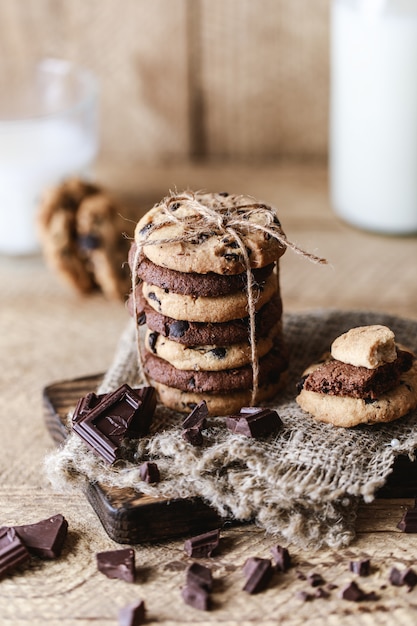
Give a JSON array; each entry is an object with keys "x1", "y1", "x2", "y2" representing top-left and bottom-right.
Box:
[{"x1": 0, "y1": 0, "x2": 330, "y2": 163}]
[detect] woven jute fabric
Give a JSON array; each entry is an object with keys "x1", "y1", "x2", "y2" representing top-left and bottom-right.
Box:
[{"x1": 45, "y1": 309, "x2": 417, "y2": 549}]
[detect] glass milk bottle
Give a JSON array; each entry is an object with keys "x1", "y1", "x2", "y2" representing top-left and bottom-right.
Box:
[{"x1": 330, "y1": 0, "x2": 417, "y2": 234}]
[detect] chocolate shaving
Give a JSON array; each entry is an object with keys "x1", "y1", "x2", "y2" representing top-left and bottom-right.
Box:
[
  {"x1": 184, "y1": 529, "x2": 220, "y2": 558},
  {"x1": 226, "y1": 407, "x2": 282, "y2": 438},
  {"x1": 97, "y1": 548, "x2": 135, "y2": 583}
]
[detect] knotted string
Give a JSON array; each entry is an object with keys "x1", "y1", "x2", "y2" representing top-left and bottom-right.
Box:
[{"x1": 131, "y1": 191, "x2": 327, "y2": 408}]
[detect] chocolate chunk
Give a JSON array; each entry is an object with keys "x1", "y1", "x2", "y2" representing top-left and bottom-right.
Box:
[
  {"x1": 169, "y1": 320, "x2": 190, "y2": 338},
  {"x1": 182, "y1": 427, "x2": 204, "y2": 446},
  {"x1": 349, "y1": 559, "x2": 370, "y2": 576},
  {"x1": 184, "y1": 529, "x2": 220, "y2": 558},
  {"x1": 148, "y1": 332, "x2": 158, "y2": 353},
  {"x1": 242, "y1": 557, "x2": 273, "y2": 594},
  {"x1": 226, "y1": 407, "x2": 282, "y2": 438},
  {"x1": 210, "y1": 347, "x2": 227, "y2": 359},
  {"x1": 0, "y1": 526, "x2": 30, "y2": 578},
  {"x1": 339, "y1": 581, "x2": 365, "y2": 601},
  {"x1": 181, "y1": 583, "x2": 210, "y2": 610},
  {"x1": 270, "y1": 545, "x2": 291, "y2": 572},
  {"x1": 389, "y1": 567, "x2": 403, "y2": 586},
  {"x1": 14, "y1": 514, "x2": 68, "y2": 559},
  {"x1": 307, "y1": 572, "x2": 325, "y2": 587},
  {"x1": 397, "y1": 505, "x2": 417, "y2": 532},
  {"x1": 390, "y1": 566, "x2": 417, "y2": 590},
  {"x1": 401, "y1": 567, "x2": 417, "y2": 590},
  {"x1": 118, "y1": 599, "x2": 146, "y2": 626},
  {"x1": 97, "y1": 548, "x2": 135, "y2": 583},
  {"x1": 139, "y1": 461, "x2": 160, "y2": 483},
  {"x1": 182, "y1": 401, "x2": 208, "y2": 430},
  {"x1": 186, "y1": 562, "x2": 213, "y2": 592},
  {"x1": 72, "y1": 384, "x2": 156, "y2": 464}
]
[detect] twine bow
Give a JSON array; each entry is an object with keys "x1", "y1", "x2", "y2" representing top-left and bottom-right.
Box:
[{"x1": 131, "y1": 191, "x2": 327, "y2": 408}]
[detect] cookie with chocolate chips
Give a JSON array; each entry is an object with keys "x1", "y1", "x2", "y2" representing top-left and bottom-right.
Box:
[
  {"x1": 296, "y1": 325, "x2": 417, "y2": 427},
  {"x1": 134, "y1": 191, "x2": 286, "y2": 275},
  {"x1": 38, "y1": 178, "x2": 132, "y2": 300}
]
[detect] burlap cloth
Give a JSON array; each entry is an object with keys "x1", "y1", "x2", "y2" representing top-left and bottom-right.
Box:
[{"x1": 45, "y1": 309, "x2": 417, "y2": 549}]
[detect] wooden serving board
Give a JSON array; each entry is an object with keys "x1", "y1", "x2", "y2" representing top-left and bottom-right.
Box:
[
  {"x1": 43, "y1": 375, "x2": 417, "y2": 545},
  {"x1": 42, "y1": 374, "x2": 222, "y2": 544}
]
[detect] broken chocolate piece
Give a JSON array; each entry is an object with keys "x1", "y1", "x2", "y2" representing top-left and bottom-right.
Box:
[
  {"x1": 349, "y1": 559, "x2": 370, "y2": 576},
  {"x1": 226, "y1": 407, "x2": 282, "y2": 438},
  {"x1": 72, "y1": 384, "x2": 156, "y2": 464},
  {"x1": 14, "y1": 514, "x2": 68, "y2": 559},
  {"x1": 182, "y1": 401, "x2": 208, "y2": 430},
  {"x1": 184, "y1": 529, "x2": 220, "y2": 558},
  {"x1": 182, "y1": 427, "x2": 204, "y2": 446},
  {"x1": 181, "y1": 583, "x2": 210, "y2": 610},
  {"x1": 97, "y1": 548, "x2": 135, "y2": 583},
  {"x1": 72, "y1": 392, "x2": 102, "y2": 423},
  {"x1": 339, "y1": 581, "x2": 365, "y2": 601},
  {"x1": 270, "y1": 545, "x2": 291, "y2": 572},
  {"x1": 118, "y1": 599, "x2": 146, "y2": 626},
  {"x1": 307, "y1": 572, "x2": 325, "y2": 587},
  {"x1": 242, "y1": 557, "x2": 273, "y2": 594},
  {"x1": 0, "y1": 526, "x2": 30, "y2": 578},
  {"x1": 186, "y1": 562, "x2": 213, "y2": 592},
  {"x1": 389, "y1": 567, "x2": 403, "y2": 586},
  {"x1": 397, "y1": 505, "x2": 417, "y2": 533},
  {"x1": 139, "y1": 461, "x2": 160, "y2": 484}
]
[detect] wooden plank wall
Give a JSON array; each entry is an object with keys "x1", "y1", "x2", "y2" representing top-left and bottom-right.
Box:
[{"x1": 0, "y1": 0, "x2": 330, "y2": 164}]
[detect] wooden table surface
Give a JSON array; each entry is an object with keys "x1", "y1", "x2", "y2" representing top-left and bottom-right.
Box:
[{"x1": 1, "y1": 162, "x2": 417, "y2": 625}]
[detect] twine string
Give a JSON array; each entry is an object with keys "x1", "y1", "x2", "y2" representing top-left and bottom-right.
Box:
[{"x1": 131, "y1": 191, "x2": 327, "y2": 407}]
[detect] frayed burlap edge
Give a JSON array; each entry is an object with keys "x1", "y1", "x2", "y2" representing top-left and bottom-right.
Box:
[{"x1": 45, "y1": 310, "x2": 417, "y2": 549}]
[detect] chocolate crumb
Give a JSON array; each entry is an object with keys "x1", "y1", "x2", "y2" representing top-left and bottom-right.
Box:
[
  {"x1": 340, "y1": 581, "x2": 365, "y2": 602},
  {"x1": 296, "y1": 570, "x2": 307, "y2": 580},
  {"x1": 315, "y1": 587, "x2": 330, "y2": 599},
  {"x1": 270, "y1": 545, "x2": 291, "y2": 572},
  {"x1": 402, "y1": 567, "x2": 417, "y2": 590},
  {"x1": 349, "y1": 559, "x2": 371, "y2": 576},
  {"x1": 118, "y1": 599, "x2": 146, "y2": 626},
  {"x1": 397, "y1": 505, "x2": 417, "y2": 533},
  {"x1": 389, "y1": 567, "x2": 403, "y2": 587},
  {"x1": 307, "y1": 572, "x2": 325, "y2": 587},
  {"x1": 182, "y1": 427, "x2": 204, "y2": 446},
  {"x1": 296, "y1": 590, "x2": 312, "y2": 602}
]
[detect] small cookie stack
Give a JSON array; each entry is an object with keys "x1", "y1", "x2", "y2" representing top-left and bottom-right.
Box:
[
  {"x1": 38, "y1": 178, "x2": 132, "y2": 300},
  {"x1": 128, "y1": 191, "x2": 289, "y2": 416},
  {"x1": 297, "y1": 325, "x2": 417, "y2": 427}
]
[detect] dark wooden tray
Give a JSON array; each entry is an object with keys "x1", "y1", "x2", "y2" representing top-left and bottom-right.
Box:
[
  {"x1": 43, "y1": 375, "x2": 417, "y2": 544},
  {"x1": 42, "y1": 374, "x2": 222, "y2": 545}
]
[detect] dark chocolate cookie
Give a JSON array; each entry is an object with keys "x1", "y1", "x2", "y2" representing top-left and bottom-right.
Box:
[{"x1": 142, "y1": 340, "x2": 289, "y2": 393}]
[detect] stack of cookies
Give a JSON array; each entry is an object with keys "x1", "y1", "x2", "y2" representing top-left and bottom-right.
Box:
[{"x1": 128, "y1": 191, "x2": 290, "y2": 416}]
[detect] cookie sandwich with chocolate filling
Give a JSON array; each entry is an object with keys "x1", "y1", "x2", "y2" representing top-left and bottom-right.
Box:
[
  {"x1": 296, "y1": 325, "x2": 417, "y2": 427},
  {"x1": 128, "y1": 190, "x2": 303, "y2": 415}
]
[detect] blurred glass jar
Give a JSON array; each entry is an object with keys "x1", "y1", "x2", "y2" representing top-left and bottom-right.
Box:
[
  {"x1": 330, "y1": 0, "x2": 417, "y2": 235},
  {"x1": 0, "y1": 58, "x2": 99, "y2": 255}
]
